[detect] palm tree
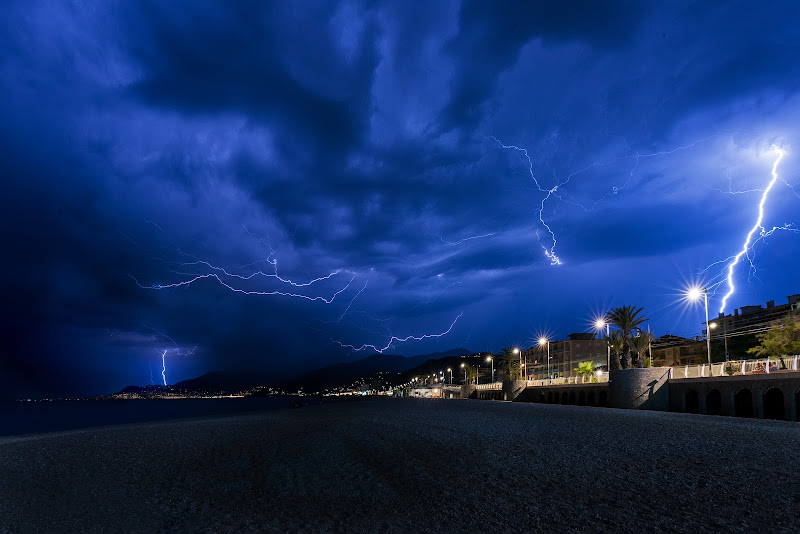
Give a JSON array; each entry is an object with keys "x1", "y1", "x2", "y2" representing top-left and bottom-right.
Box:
[
  {"x1": 461, "y1": 363, "x2": 477, "y2": 384},
  {"x1": 498, "y1": 346, "x2": 522, "y2": 380},
  {"x1": 606, "y1": 305, "x2": 648, "y2": 369},
  {"x1": 605, "y1": 330, "x2": 624, "y2": 371},
  {"x1": 574, "y1": 361, "x2": 596, "y2": 381},
  {"x1": 628, "y1": 330, "x2": 654, "y2": 368}
]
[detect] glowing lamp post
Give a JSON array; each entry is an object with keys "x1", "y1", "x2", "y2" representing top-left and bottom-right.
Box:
[
  {"x1": 486, "y1": 355, "x2": 494, "y2": 383},
  {"x1": 460, "y1": 363, "x2": 466, "y2": 384},
  {"x1": 595, "y1": 318, "x2": 610, "y2": 372},
  {"x1": 539, "y1": 337, "x2": 550, "y2": 383},
  {"x1": 687, "y1": 286, "x2": 713, "y2": 375},
  {"x1": 513, "y1": 347, "x2": 523, "y2": 380}
]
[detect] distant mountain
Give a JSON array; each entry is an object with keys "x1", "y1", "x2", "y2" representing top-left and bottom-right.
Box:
[
  {"x1": 280, "y1": 348, "x2": 472, "y2": 392},
  {"x1": 172, "y1": 371, "x2": 271, "y2": 392},
  {"x1": 111, "y1": 348, "x2": 473, "y2": 397},
  {"x1": 113, "y1": 371, "x2": 273, "y2": 396}
]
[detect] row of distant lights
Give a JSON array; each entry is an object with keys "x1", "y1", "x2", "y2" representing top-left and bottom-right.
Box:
[
  {"x1": 403, "y1": 285, "x2": 709, "y2": 386},
  {"x1": 536, "y1": 283, "x2": 713, "y2": 346}
]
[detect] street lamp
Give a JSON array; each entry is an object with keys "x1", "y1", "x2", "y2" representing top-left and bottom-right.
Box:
[
  {"x1": 447, "y1": 368, "x2": 452, "y2": 385},
  {"x1": 460, "y1": 362, "x2": 466, "y2": 384},
  {"x1": 686, "y1": 285, "x2": 713, "y2": 374},
  {"x1": 594, "y1": 318, "x2": 610, "y2": 372},
  {"x1": 486, "y1": 355, "x2": 494, "y2": 383},
  {"x1": 539, "y1": 337, "x2": 550, "y2": 383},
  {"x1": 513, "y1": 347, "x2": 523, "y2": 380}
]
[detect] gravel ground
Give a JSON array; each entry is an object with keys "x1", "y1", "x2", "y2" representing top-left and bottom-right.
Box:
[{"x1": 1, "y1": 398, "x2": 799, "y2": 533}]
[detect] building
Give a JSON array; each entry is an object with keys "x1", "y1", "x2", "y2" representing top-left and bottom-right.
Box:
[
  {"x1": 521, "y1": 333, "x2": 607, "y2": 380},
  {"x1": 707, "y1": 294, "x2": 800, "y2": 335},
  {"x1": 650, "y1": 335, "x2": 707, "y2": 366}
]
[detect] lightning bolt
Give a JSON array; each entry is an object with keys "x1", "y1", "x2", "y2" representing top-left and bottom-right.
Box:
[
  {"x1": 491, "y1": 131, "x2": 728, "y2": 265},
  {"x1": 133, "y1": 226, "x2": 354, "y2": 303},
  {"x1": 131, "y1": 271, "x2": 356, "y2": 304},
  {"x1": 436, "y1": 232, "x2": 497, "y2": 246},
  {"x1": 490, "y1": 137, "x2": 562, "y2": 265},
  {"x1": 718, "y1": 147, "x2": 787, "y2": 314},
  {"x1": 160, "y1": 349, "x2": 167, "y2": 386},
  {"x1": 334, "y1": 312, "x2": 464, "y2": 353}
]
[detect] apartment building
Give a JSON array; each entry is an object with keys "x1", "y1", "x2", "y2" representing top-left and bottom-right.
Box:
[{"x1": 520, "y1": 333, "x2": 607, "y2": 380}]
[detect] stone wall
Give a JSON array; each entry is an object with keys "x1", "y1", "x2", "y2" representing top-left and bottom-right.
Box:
[
  {"x1": 669, "y1": 372, "x2": 800, "y2": 420},
  {"x1": 502, "y1": 380, "x2": 527, "y2": 402},
  {"x1": 608, "y1": 368, "x2": 670, "y2": 411},
  {"x1": 524, "y1": 383, "x2": 609, "y2": 407}
]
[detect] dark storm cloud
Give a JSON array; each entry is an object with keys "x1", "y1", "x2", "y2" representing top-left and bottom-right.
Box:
[
  {"x1": 2, "y1": 0, "x2": 800, "y2": 397},
  {"x1": 126, "y1": 1, "x2": 378, "y2": 157},
  {"x1": 441, "y1": 0, "x2": 648, "y2": 131}
]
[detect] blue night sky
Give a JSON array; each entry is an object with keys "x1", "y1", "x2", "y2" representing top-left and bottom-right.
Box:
[{"x1": 2, "y1": 1, "x2": 800, "y2": 397}]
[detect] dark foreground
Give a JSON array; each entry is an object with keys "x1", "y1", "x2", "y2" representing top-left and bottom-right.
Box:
[{"x1": 1, "y1": 399, "x2": 798, "y2": 533}]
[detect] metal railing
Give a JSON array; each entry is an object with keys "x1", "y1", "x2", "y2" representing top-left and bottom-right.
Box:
[
  {"x1": 526, "y1": 374, "x2": 609, "y2": 387},
  {"x1": 667, "y1": 356, "x2": 799, "y2": 379},
  {"x1": 468, "y1": 357, "x2": 800, "y2": 388}
]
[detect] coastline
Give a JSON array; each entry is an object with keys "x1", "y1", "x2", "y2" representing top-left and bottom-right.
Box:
[{"x1": 2, "y1": 399, "x2": 798, "y2": 533}]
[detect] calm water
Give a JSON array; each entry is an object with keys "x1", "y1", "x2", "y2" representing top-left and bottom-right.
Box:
[{"x1": 0, "y1": 397, "x2": 316, "y2": 437}]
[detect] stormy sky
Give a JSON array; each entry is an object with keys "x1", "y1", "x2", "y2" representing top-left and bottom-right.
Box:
[{"x1": 2, "y1": 1, "x2": 800, "y2": 397}]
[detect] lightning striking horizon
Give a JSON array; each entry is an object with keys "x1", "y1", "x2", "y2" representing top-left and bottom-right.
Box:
[
  {"x1": 160, "y1": 349, "x2": 167, "y2": 386},
  {"x1": 334, "y1": 312, "x2": 464, "y2": 353},
  {"x1": 718, "y1": 147, "x2": 787, "y2": 314}
]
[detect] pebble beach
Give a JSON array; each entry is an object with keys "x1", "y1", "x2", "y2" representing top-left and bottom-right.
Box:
[{"x1": 2, "y1": 398, "x2": 799, "y2": 533}]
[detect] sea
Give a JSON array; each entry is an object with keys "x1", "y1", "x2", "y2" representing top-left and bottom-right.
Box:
[{"x1": 0, "y1": 396, "x2": 319, "y2": 438}]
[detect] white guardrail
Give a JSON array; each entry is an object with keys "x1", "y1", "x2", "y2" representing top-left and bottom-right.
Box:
[
  {"x1": 470, "y1": 357, "x2": 800, "y2": 389},
  {"x1": 668, "y1": 356, "x2": 799, "y2": 379}
]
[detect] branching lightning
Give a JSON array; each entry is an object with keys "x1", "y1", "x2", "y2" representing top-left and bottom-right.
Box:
[
  {"x1": 491, "y1": 131, "x2": 728, "y2": 265},
  {"x1": 160, "y1": 349, "x2": 167, "y2": 386},
  {"x1": 718, "y1": 147, "x2": 788, "y2": 313},
  {"x1": 334, "y1": 312, "x2": 464, "y2": 353},
  {"x1": 134, "y1": 225, "x2": 355, "y2": 303},
  {"x1": 491, "y1": 137, "x2": 562, "y2": 264},
  {"x1": 131, "y1": 270, "x2": 355, "y2": 304}
]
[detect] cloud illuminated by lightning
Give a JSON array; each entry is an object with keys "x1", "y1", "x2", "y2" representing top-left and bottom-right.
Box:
[
  {"x1": 334, "y1": 312, "x2": 464, "y2": 353},
  {"x1": 718, "y1": 147, "x2": 787, "y2": 313},
  {"x1": 491, "y1": 131, "x2": 729, "y2": 265}
]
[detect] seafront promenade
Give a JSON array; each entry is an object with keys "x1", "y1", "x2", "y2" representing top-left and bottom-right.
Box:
[{"x1": 2, "y1": 399, "x2": 798, "y2": 533}]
